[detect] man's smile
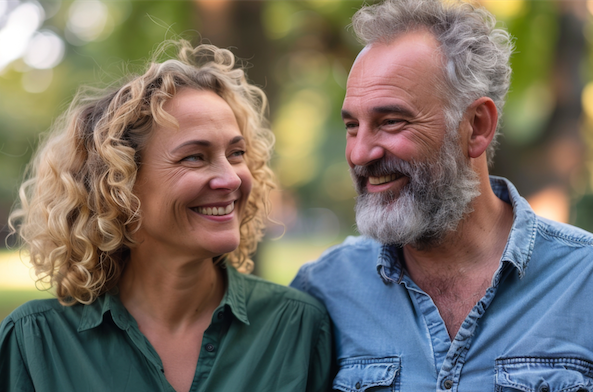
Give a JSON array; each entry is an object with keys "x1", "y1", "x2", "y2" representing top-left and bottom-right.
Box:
[{"x1": 368, "y1": 173, "x2": 402, "y2": 185}]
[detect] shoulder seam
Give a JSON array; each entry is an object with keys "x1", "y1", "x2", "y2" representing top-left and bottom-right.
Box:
[
  {"x1": 8, "y1": 301, "x2": 60, "y2": 323},
  {"x1": 537, "y1": 220, "x2": 593, "y2": 246},
  {"x1": 283, "y1": 296, "x2": 328, "y2": 316}
]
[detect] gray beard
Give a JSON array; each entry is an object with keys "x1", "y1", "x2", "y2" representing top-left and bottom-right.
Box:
[{"x1": 351, "y1": 130, "x2": 480, "y2": 250}]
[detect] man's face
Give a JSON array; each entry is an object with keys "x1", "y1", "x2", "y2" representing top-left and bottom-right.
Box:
[
  {"x1": 343, "y1": 31, "x2": 480, "y2": 248},
  {"x1": 343, "y1": 30, "x2": 448, "y2": 193}
]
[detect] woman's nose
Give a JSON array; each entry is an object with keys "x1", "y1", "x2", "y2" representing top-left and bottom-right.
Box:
[{"x1": 209, "y1": 160, "x2": 242, "y2": 191}]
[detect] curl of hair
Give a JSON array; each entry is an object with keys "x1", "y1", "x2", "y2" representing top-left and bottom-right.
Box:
[
  {"x1": 352, "y1": 0, "x2": 514, "y2": 165},
  {"x1": 8, "y1": 40, "x2": 275, "y2": 305}
]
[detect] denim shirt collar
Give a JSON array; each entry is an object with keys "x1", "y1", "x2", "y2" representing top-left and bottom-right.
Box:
[
  {"x1": 78, "y1": 264, "x2": 251, "y2": 332},
  {"x1": 376, "y1": 175, "x2": 537, "y2": 283}
]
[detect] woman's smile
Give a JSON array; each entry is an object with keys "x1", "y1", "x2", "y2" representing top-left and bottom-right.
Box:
[{"x1": 193, "y1": 201, "x2": 235, "y2": 216}]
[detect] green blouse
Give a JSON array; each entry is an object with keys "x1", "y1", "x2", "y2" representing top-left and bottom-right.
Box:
[{"x1": 0, "y1": 266, "x2": 333, "y2": 392}]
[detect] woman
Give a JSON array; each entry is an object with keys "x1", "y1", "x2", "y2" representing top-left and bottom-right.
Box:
[{"x1": 0, "y1": 41, "x2": 332, "y2": 392}]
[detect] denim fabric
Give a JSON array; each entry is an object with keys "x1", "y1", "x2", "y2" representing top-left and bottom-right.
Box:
[{"x1": 291, "y1": 176, "x2": 593, "y2": 392}]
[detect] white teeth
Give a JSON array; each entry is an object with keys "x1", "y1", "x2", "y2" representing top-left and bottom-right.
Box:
[
  {"x1": 196, "y1": 202, "x2": 235, "y2": 216},
  {"x1": 369, "y1": 174, "x2": 398, "y2": 185}
]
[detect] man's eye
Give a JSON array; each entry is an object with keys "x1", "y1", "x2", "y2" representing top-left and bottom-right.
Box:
[
  {"x1": 384, "y1": 119, "x2": 402, "y2": 125},
  {"x1": 344, "y1": 122, "x2": 358, "y2": 129}
]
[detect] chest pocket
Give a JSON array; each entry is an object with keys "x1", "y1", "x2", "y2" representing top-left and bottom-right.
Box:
[
  {"x1": 333, "y1": 356, "x2": 400, "y2": 392},
  {"x1": 495, "y1": 357, "x2": 593, "y2": 392}
]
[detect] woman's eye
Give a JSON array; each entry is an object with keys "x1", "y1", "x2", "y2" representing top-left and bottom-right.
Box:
[
  {"x1": 182, "y1": 154, "x2": 203, "y2": 162},
  {"x1": 229, "y1": 150, "x2": 246, "y2": 159}
]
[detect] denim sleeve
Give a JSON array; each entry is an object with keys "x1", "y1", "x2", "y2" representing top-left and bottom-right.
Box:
[
  {"x1": 289, "y1": 262, "x2": 311, "y2": 293},
  {"x1": 0, "y1": 317, "x2": 35, "y2": 392}
]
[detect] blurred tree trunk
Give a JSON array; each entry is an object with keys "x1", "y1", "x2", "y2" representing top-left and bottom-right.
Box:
[
  {"x1": 194, "y1": 1, "x2": 278, "y2": 106},
  {"x1": 493, "y1": 1, "x2": 587, "y2": 223}
]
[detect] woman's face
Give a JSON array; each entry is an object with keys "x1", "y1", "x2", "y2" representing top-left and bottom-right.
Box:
[{"x1": 132, "y1": 88, "x2": 253, "y2": 260}]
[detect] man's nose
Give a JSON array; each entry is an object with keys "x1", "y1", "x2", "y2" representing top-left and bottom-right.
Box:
[
  {"x1": 347, "y1": 130, "x2": 385, "y2": 167},
  {"x1": 209, "y1": 161, "x2": 242, "y2": 191}
]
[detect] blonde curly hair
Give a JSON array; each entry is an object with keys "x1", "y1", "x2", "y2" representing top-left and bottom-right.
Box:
[{"x1": 9, "y1": 40, "x2": 276, "y2": 305}]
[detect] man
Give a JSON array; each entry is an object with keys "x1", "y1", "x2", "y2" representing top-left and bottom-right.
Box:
[{"x1": 290, "y1": 0, "x2": 593, "y2": 390}]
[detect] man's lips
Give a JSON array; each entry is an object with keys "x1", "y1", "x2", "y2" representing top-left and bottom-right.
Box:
[
  {"x1": 191, "y1": 201, "x2": 235, "y2": 216},
  {"x1": 368, "y1": 173, "x2": 403, "y2": 185}
]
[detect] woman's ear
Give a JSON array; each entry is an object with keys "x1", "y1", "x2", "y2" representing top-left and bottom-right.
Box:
[{"x1": 465, "y1": 97, "x2": 498, "y2": 159}]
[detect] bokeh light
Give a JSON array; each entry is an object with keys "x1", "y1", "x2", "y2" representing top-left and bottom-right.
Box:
[
  {"x1": 23, "y1": 30, "x2": 65, "y2": 69},
  {"x1": 262, "y1": 1, "x2": 296, "y2": 40},
  {"x1": 22, "y1": 68, "x2": 53, "y2": 93},
  {"x1": 527, "y1": 186, "x2": 569, "y2": 223},
  {"x1": 66, "y1": 0, "x2": 109, "y2": 43},
  {"x1": 505, "y1": 81, "x2": 555, "y2": 145},
  {"x1": 583, "y1": 82, "x2": 593, "y2": 119},
  {"x1": 481, "y1": 0, "x2": 526, "y2": 19},
  {"x1": 274, "y1": 89, "x2": 330, "y2": 187},
  {"x1": 0, "y1": 1, "x2": 45, "y2": 71}
]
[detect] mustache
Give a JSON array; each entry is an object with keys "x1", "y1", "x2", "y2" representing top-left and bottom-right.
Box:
[{"x1": 350, "y1": 156, "x2": 417, "y2": 193}]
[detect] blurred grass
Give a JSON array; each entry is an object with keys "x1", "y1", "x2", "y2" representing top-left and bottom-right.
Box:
[
  {"x1": 0, "y1": 290, "x2": 52, "y2": 322},
  {"x1": 0, "y1": 250, "x2": 51, "y2": 322},
  {"x1": 258, "y1": 237, "x2": 341, "y2": 285}
]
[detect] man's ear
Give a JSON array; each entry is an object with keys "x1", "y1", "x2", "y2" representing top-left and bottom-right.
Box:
[{"x1": 465, "y1": 97, "x2": 498, "y2": 159}]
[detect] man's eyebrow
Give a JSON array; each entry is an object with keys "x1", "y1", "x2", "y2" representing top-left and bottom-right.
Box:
[
  {"x1": 172, "y1": 136, "x2": 245, "y2": 153},
  {"x1": 372, "y1": 105, "x2": 414, "y2": 117},
  {"x1": 341, "y1": 109, "x2": 355, "y2": 120},
  {"x1": 341, "y1": 105, "x2": 414, "y2": 120}
]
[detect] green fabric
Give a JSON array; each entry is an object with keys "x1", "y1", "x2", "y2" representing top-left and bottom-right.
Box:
[{"x1": 0, "y1": 266, "x2": 333, "y2": 392}]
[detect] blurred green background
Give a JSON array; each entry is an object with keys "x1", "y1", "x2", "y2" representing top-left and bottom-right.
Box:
[{"x1": 1, "y1": 0, "x2": 593, "y2": 321}]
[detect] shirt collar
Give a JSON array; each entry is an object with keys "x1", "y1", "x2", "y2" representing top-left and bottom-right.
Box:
[
  {"x1": 220, "y1": 265, "x2": 250, "y2": 325},
  {"x1": 78, "y1": 290, "x2": 135, "y2": 332},
  {"x1": 376, "y1": 175, "x2": 537, "y2": 282},
  {"x1": 77, "y1": 263, "x2": 251, "y2": 332}
]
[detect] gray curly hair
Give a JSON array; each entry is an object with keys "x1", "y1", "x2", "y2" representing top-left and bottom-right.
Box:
[{"x1": 352, "y1": 0, "x2": 514, "y2": 165}]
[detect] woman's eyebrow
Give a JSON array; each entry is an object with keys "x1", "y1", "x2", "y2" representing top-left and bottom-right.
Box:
[
  {"x1": 229, "y1": 136, "x2": 245, "y2": 145},
  {"x1": 172, "y1": 136, "x2": 245, "y2": 153},
  {"x1": 172, "y1": 140, "x2": 210, "y2": 153}
]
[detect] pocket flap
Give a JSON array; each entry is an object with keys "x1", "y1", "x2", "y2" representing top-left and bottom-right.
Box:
[
  {"x1": 495, "y1": 357, "x2": 593, "y2": 392},
  {"x1": 333, "y1": 356, "x2": 400, "y2": 392}
]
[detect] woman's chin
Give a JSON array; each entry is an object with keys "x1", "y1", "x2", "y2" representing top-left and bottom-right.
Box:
[{"x1": 198, "y1": 237, "x2": 241, "y2": 259}]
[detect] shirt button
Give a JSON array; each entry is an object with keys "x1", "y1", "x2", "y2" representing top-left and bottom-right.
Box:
[
  {"x1": 443, "y1": 379, "x2": 453, "y2": 389},
  {"x1": 355, "y1": 381, "x2": 361, "y2": 389},
  {"x1": 217, "y1": 311, "x2": 224, "y2": 320},
  {"x1": 205, "y1": 343, "x2": 215, "y2": 352},
  {"x1": 539, "y1": 385, "x2": 550, "y2": 392}
]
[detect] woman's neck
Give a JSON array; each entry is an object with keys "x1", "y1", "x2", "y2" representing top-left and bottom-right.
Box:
[{"x1": 118, "y1": 248, "x2": 226, "y2": 332}]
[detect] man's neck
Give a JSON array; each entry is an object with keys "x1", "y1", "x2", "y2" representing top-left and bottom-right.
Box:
[
  {"x1": 401, "y1": 177, "x2": 514, "y2": 339},
  {"x1": 403, "y1": 176, "x2": 512, "y2": 275}
]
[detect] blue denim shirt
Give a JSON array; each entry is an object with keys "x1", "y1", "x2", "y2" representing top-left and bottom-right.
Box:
[{"x1": 291, "y1": 176, "x2": 593, "y2": 392}]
